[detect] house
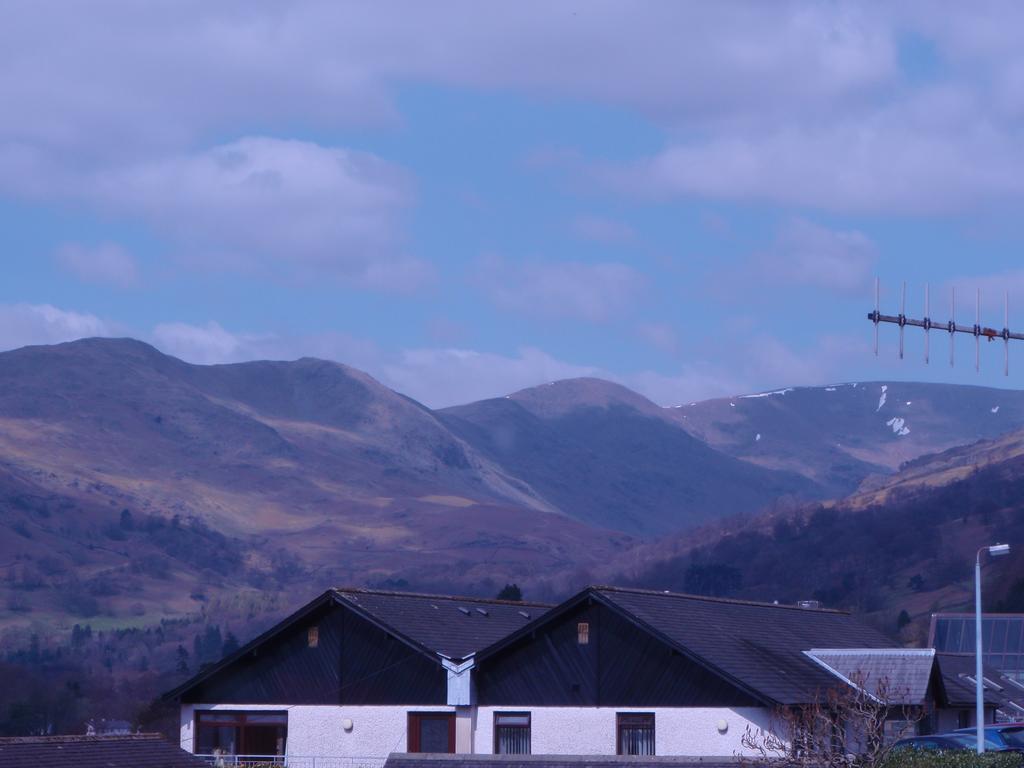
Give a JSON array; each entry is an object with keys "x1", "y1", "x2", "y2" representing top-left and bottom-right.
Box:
[
  {"x1": 171, "y1": 584, "x2": 953, "y2": 762},
  {"x1": 0, "y1": 733, "x2": 207, "y2": 768},
  {"x1": 468, "y1": 586, "x2": 901, "y2": 757},
  {"x1": 166, "y1": 588, "x2": 551, "y2": 760}
]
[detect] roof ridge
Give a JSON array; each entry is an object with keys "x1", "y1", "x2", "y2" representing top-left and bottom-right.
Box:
[
  {"x1": 0, "y1": 734, "x2": 163, "y2": 743},
  {"x1": 332, "y1": 586, "x2": 553, "y2": 608},
  {"x1": 807, "y1": 648, "x2": 934, "y2": 655},
  {"x1": 591, "y1": 585, "x2": 849, "y2": 613}
]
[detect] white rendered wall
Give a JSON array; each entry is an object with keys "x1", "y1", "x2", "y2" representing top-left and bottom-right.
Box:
[
  {"x1": 473, "y1": 706, "x2": 778, "y2": 757},
  {"x1": 181, "y1": 703, "x2": 457, "y2": 758}
]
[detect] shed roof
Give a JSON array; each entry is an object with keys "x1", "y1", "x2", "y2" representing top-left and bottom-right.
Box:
[
  {"x1": 804, "y1": 648, "x2": 935, "y2": 704},
  {"x1": 934, "y1": 652, "x2": 1024, "y2": 711},
  {"x1": 0, "y1": 734, "x2": 206, "y2": 768}
]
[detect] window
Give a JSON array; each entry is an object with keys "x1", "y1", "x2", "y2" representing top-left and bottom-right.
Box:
[
  {"x1": 307, "y1": 626, "x2": 319, "y2": 648},
  {"x1": 195, "y1": 711, "x2": 287, "y2": 757},
  {"x1": 408, "y1": 713, "x2": 455, "y2": 753},
  {"x1": 577, "y1": 622, "x2": 589, "y2": 645},
  {"x1": 617, "y1": 713, "x2": 655, "y2": 756},
  {"x1": 494, "y1": 712, "x2": 531, "y2": 754}
]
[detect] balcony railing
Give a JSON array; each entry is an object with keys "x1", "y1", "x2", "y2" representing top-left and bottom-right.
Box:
[{"x1": 196, "y1": 756, "x2": 387, "y2": 768}]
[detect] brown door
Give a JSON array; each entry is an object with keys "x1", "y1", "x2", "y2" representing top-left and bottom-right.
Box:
[{"x1": 408, "y1": 712, "x2": 455, "y2": 753}]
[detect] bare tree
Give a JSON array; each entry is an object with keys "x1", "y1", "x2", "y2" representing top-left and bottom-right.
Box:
[{"x1": 740, "y1": 672, "x2": 925, "y2": 768}]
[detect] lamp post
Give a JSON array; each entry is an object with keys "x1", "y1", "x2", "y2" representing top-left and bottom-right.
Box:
[{"x1": 976, "y1": 542, "x2": 1011, "y2": 754}]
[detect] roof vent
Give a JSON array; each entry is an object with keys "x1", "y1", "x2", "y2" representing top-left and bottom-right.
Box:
[
  {"x1": 458, "y1": 607, "x2": 471, "y2": 615},
  {"x1": 475, "y1": 608, "x2": 489, "y2": 617},
  {"x1": 797, "y1": 600, "x2": 821, "y2": 610},
  {"x1": 518, "y1": 610, "x2": 531, "y2": 619}
]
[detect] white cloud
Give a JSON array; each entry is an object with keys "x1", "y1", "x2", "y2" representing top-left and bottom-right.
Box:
[
  {"x1": 608, "y1": 79, "x2": 1024, "y2": 214},
  {"x1": 0, "y1": 304, "x2": 112, "y2": 350},
  {"x1": 757, "y1": 218, "x2": 877, "y2": 295},
  {"x1": 474, "y1": 254, "x2": 646, "y2": 323},
  {"x1": 87, "y1": 137, "x2": 421, "y2": 288},
  {"x1": 55, "y1": 241, "x2": 139, "y2": 288},
  {"x1": 0, "y1": 3, "x2": 896, "y2": 161},
  {"x1": 382, "y1": 347, "x2": 602, "y2": 408}
]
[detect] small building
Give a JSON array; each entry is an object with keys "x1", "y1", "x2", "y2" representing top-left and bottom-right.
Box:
[
  {"x1": 0, "y1": 733, "x2": 206, "y2": 768},
  {"x1": 169, "y1": 585, "x2": 956, "y2": 763},
  {"x1": 167, "y1": 588, "x2": 550, "y2": 761}
]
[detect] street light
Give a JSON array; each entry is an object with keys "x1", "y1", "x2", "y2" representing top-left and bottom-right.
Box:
[{"x1": 976, "y1": 542, "x2": 1011, "y2": 754}]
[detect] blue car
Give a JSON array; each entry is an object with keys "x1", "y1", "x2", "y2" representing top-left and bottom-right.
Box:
[{"x1": 954, "y1": 724, "x2": 1024, "y2": 751}]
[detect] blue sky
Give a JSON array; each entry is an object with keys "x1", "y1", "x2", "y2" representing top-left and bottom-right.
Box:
[{"x1": 3, "y1": 2, "x2": 1024, "y2": 407}]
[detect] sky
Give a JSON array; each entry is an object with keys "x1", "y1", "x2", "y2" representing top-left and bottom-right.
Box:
[{"x1": 4, "y1": 1, "x2": 1024, "y2": 408}]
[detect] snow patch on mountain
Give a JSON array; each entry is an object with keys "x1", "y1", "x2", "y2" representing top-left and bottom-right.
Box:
[
  {"x1": 755, "y1": 433, "x2": 762, "y2": 442},
  {"x1": 877, "y1": 385, "x2": 888, "y2": 412},
  {"x1": 886, "y1": 416, "x2": 910, "y2": 436},
  {"x1": 739, "y1": 388, "x2": 794, "y2": 399},
  {"x1": 992, "y1": 406, "x2": 1001, "y2": 413}
]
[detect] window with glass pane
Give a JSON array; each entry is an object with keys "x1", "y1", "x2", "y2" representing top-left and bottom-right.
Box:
[
  {"x1": 494, "y1": 712, "x2": 531, "y2": 754},
  {"x1": 195, "y1": 711, "x2": 287, "y2": 757},
  {"x1": 617, "y1": 713, "x2": 655, "y2": 756},
  {"x1": 408, "y1": 713, "x2": 455, "y2": 753}
]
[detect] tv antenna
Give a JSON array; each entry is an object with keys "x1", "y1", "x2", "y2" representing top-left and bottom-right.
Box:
[{"x1": 868, "y1": 278, "x2": 1024, "y2": 376}]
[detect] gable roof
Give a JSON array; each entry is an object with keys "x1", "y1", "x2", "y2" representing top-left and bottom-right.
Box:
[
  {"x1": 477, "y1": 585, "x2": 895, "y2": 705},
  {"x1": 334, "y1": 588, "x2": 551, "y2": 660},
  {"x1": 804, "y1": 648, "x2": 935, "y2": 704},
  {"x1": 165, "y1": 587, "x2": 550, "y2": 701},
  {"x1": 0, "y1": 734, "x2": 206, "y2": 768}
]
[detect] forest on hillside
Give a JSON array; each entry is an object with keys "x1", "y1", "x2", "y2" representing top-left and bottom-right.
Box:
[{"x1": 622, "y1": 456, "x2": 1024, "y2": 640}]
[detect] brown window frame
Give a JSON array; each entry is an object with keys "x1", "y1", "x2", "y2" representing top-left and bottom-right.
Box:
[
  {"x1": 307, "y1": 625, "x2": 319, "y2": 648},
  {"x1": 578, "y1": 622, "x2": 590, "y2": 644},
  {"x1": 493, "y1": 711, "x2": 531, "y2": 754},
  {"x1": 616, "y1": 712, "x2": 655, "y2": 756},
  {"x1": 407, "y1": 712, "x2": 456, "y2": 753},
  {"x1": 194, "y1": 710, "x2": 288, "y2": 757}
]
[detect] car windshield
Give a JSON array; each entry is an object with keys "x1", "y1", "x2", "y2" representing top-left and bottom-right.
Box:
[
  {"x1": 997, "y1": 728, "x2": 1024, "y2": 747},
  {"x1": 947, "y1": 734, "x2": 1003, "y2": 750}
]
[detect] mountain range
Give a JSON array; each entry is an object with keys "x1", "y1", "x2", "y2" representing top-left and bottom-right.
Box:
[{"x1": 3, "y1": 337, "x2": 1024, "y2": 634}]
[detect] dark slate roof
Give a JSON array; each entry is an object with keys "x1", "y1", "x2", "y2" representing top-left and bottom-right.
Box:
[
  {"x1": 0, "y1": 734, "x2": 207, "y2": 768},
  {"x1": 477, "y1": 585, "x2": 895, "y2": 706},
  {"x1": 335, "y1": 588, "x2": 551, "y2": 660},
  {"x1": 165, "y1": 587, "x2": 551, "y2": 701},
  {"x1": 386, "y1": 754, "x2": 743, "y2": 768},
  {"x1": 935, "y1": 652, "x2": 1024, "y2": 710},
  {"x1": 592, "y1": 587, "x2": 895, "y2": 704},
  {"x1": 804, "y1": 648, "x2": 935, "y2": 704}
]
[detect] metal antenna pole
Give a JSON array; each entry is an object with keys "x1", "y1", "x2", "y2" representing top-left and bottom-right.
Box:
[
  {"x1": 1005, "y1": 292, "x2": 1010, "y2": 376},
  {"x1": 951, "y1": 287, "x2": 956, "y2": 367},
  {"x1": 976, "y1": 288, "x2": 982, "y2": 373},
  {"x1": 873, "y1": 278, "x2": 880, "y2": 356},
  {"x1": 899, "y1": 281, "x2": 907, "y2": 360},
  {"x1": 924, "y1": 283, "x2": 931, "y2": 365}
]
